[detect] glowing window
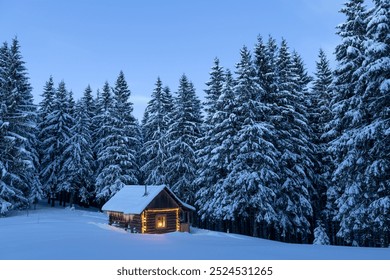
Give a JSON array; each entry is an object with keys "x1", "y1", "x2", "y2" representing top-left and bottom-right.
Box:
[{"x1": 156, "y1": 215, "x2": 166, "y2": 228}]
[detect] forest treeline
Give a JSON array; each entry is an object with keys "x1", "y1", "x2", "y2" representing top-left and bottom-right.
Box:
[{"x1": 0, "y1": 0, "x2": 388, "y2": 247}]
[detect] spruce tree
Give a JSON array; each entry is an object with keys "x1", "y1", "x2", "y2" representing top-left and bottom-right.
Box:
[
  {"x1": 93, "y1": 81, "x2": 113, "y2": 188},
  {"x1": 95, "y1": 72, "x2": 139, "y2": 203},
  {"x1": 37, "y1": 77, "x2": 56, "y2": 202},
  {"x1": 254, "y1": 35, "x2": 278, "y2": 99},
  {"x1": 0, "y1": 39, "x2": 41, "y2": 213},
  {"x1": 165, "y1": 74, "x2": 202, "y2": 204},
  {"x1": 272, "y1": 39, "x2": 313, "y2": 242},
  {"x1": 81, "y1": 85, "x2": 97, "y2": 136},
  {"x1": 195, "y1": 59, "x2": 226, "y2": 230},
  {"x1": 141, "y1": 77, "x2": 173, "y2": 185},
  {"x1": 224, "y1": 46, "x2": 280, "y2": 236},
  {"x1": 203, "y1": 58, "x2": 225, "y2": 124},
  {"x1": 313, "y1": 221, "x2": 331, "y2": 245},
  {"x1": 352, "y1": 0, "x2": 390, "y2": 247},
  {"x1": 40, "y1": 81, "x2": 74, "y2": 206},
  {"x1": 60, "y1": 100, "x2": 94, "y2": 205},
  {"x1": 309, "y1": 49, "x2": 335, "y2": 242},
  {"x1": 112, "y1": 71, "x2": 140, "y2": 184},
  {"x1": 196, "y1": 69, "x2": 237, "y2": 226},
  {"x1": 0, "y1": 94, "x2": 15, "y2": 214},
  {"x1": 328, "y1": 0, "x2": 369, "y2": 246},
  {"x1": 195, "y1": 58, "x2": 223, "y2": 210}
]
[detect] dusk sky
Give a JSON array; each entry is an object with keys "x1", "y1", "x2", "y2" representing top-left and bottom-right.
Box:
[{"x1": 1, "y1": 0, "x2": 346, "y2": 119}]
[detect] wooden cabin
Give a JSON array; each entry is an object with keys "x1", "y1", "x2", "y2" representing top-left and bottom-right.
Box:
[{"x1": 101, "y1": 185, "x2": 195, "y2": 234}]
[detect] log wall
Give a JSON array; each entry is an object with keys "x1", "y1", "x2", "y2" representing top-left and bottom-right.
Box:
[{"x1": 144, "y1": 209, "x2": 178, "y2": 234}]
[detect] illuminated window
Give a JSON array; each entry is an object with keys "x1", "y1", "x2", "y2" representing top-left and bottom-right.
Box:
[{"x1": 156, "y1": 215, "x2": 166, "y2": 228}]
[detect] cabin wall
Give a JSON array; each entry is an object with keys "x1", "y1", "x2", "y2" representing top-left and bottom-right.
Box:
[
  {"x1": 108, "y1": 211, "x2": 142, "y2": 233},
  {"x1": 128, "y1": 214, "x2": 142, "y2": 233},
  {"x1": 146, "y1": 189, "x2": 180, "y2": 209},
  {"x1": 143, "y1": 209, "x2": 178, "y2": 234},
  {"x1": 108, "y1": 211, "x2": 125, "y2": 226}
]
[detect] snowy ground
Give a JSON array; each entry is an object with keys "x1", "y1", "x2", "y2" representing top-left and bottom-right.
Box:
[{"x1": 0, "y1": 203, "x2": 389, "y2": 260}]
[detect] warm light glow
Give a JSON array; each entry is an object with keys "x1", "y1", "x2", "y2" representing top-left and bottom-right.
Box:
[
  {"x1": 176, "y1": 209, "x2": 180, "y2": 231},
  {"x1": 156, "y1": 215, "x2": 166, "y2": 228},
  {"x1": 145, "y1": 208, "x2": 179, "y2": 213},
  {"x1": 141, "y1": 212, "x2": 147, "y2": 233}
]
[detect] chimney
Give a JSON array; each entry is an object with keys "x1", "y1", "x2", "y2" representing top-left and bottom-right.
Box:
[{"x1": 144, "y1": 185, "x2": 148, "y2": 196}]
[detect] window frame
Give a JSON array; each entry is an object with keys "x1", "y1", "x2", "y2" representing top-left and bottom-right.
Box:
[{"x1": 155, "y1": 214, "x2": 167, "y2": 229}]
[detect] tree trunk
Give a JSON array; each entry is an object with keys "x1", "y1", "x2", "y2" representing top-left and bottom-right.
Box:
[
  {"x1": 50, "y1": 193, "x2": 55, "y2": 207},
  {"x1": 253, "y1": 218, "x2": 259, "y2": 237}
]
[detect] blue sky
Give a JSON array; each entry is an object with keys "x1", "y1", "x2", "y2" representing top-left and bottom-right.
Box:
[{"x1": 1, "y1": 0, "x2": 345, "y2": 119}]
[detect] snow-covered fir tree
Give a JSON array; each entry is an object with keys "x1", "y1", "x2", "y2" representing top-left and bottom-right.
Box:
[
  {"x1": 59, "y1": 100, "x2": 94, "y2": 205},
  {"x1": 141, "y1": 77, "x2": 173, "y2": 185},
  {"x1": 39, "y1": 80, "x2": 74, "y2": 206},
  {"x1": 82, "y1": 85, "x2": 98, "y2": 152},
  {"x1": 195, "y1": 58, "x2": 225, "y2": 222},
  {"x1": 165, "y1": 74, "x2": 203, "y2": 204},
  {"x1": 112, "y1": 71, "x2": 140, "y2": 183},
  {"x1": 0, "y1": 39, "x2": 41, "y2": 214},
  {"x1": 309, "y1": 49, "x2": 336, "y2": 242},
  {"x1": 67, "y1": 90, "x2": 76, "y2": 119},
  {"x1": 271, "y1": 39, "x2": 313, "y2": 242},
  {"x1": 290, "y1": 50, "x2": 316, "y2": 233},
  {"x1": 0, "y1": 42, "x2": 15, "y2": 215},
  {"x1": 222, "y1": 46, "x2": 280, "y2": 236},
  {"x1": 93, "y1": 81, "x2": 113, "y2": 185},
  {"x1": 195, "y1": 69, "x2": 238, "y2": 228},
  {"x1": 254, "y1": 35, "x2": 278, "y2": 100},
  {"x1": 313, "y1": 221, "x2": 331, "y2": 245},
  {"x1": 203, "y1": 58, "x2": 225, "y2": 124},
  {"x1": 360, "y1": 0, "x2": 390, "y2": 247},
  {"x1": 327, "y1": 0, "x2": 370, "y2": 246},
  {"x1": 337, "y1": 0, "x2": 390, "y2": 247},
  {"x1": 95, "y1": 72, "x2": 139, "y2": 203},
  {"x1": 0, "y1": 75, "x2": 15, "y2": 214},
  {"x1": 0, "y1": 102, "x2": 15, "y2": 215}
]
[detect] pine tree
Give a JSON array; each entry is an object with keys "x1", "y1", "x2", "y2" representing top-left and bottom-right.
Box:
[
  {"x1": 95, "y1": 72, "x2": 139, "y2": 203},
  {"x1": 291, "y1": 50, "x2": 316, "y2": 238},
  {"x1": 272, "y1": 39, "x2": 313, "y2": 242},
  {"x1": 40, "y1": 81, "x2": 74, "y2": 206},
  {"x1": 93, "y1": 81, "x2": 113, "y2": 188},
  {"x1": 309, "y1": 49, "x2": 336, "y2": 242},
  {"x1": 0, "y1": 39, "x2": 41, "y2": 213},
  {"x1": 81, "y1": 85, "x2": 96, "y2": 120},
  {"x1": 254, "y1": 35, "x2": 278, "y2": 99},
  {"x1": 141, "y1": 77, "x2": 173, "y2": 185},
  {"x1": 352, "y1": 0, "x2": 390, "y2": 247},
  {"x1": 203, "y1": 58, "x2": 225, "y2": 124},
  {"x1": 0, "y1": 42, "x2": 14, "y2": 214},
  {"x1": 0, "y1": 92, "x2": 15, "y2": 214},
  {"x1": 98, "y1": 82, "x2": 113, "y2": 113},
  {"x1": 195, "y1": 58, "x2": 224, "y2": 213},
  {"x1": 195, "y1": 59, "x2": 226, "y2": 230},
  {"x1": 112, "y1": 71, "x2": 140, "y2": 183},
  {"x1": 37, "y1": 77, "x2": 56, "y2": 200},
  {"x1": 313, "y1": 221, "x2": 331, "y2": 245},
  {"x1": 68, "y1": 90, "x2": 76, "y2": 118},
  {"x1": 80, "y1": 85, "x2": 96, "y2": 137},
  {"x1": 165, "y1": 74, "x2": 202, "y2": 204},
  {"x1": 328, "y1": 0, "x2": 370, "y2": 246},
  {"x1": 59, "y1": 100, "x2": 94, "y2": 205},
  {"x1": 230, "y1": 46, "x2": 280, "y2": 236},
  {"x1": 195, "y1": 69, "x2": 238, "y2": 226}
]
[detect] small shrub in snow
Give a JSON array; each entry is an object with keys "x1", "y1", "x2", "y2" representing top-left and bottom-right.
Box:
[{"x1": 313, "y1": 222, "x2": 330, "y2": 245}]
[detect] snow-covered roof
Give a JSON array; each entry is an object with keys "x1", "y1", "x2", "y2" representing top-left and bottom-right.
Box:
[
  {"x1": 167, "y1": 188, "x2": 196, "y2": 212},
  {"x1": 101, "y1": 185, "x2": 195, "y2": 214}
]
